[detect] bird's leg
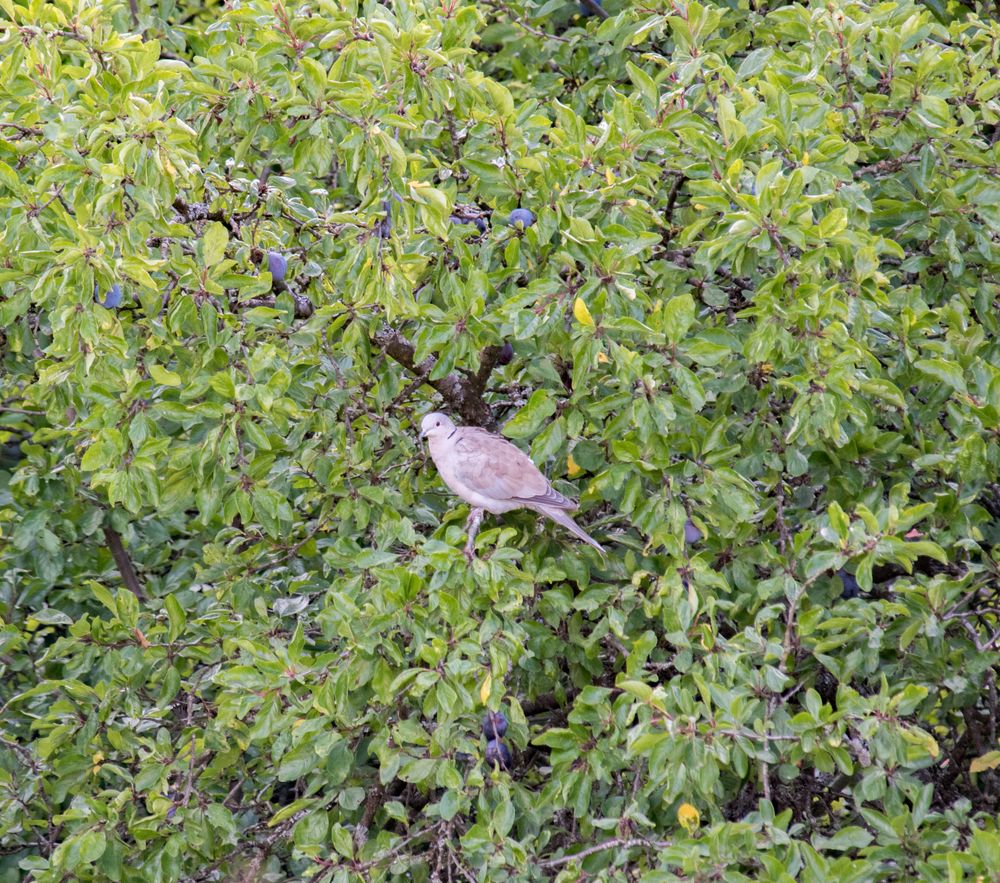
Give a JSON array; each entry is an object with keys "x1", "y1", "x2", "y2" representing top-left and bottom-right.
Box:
[{"x1": 463, "y1": 507, "x2": 485, "y2": 563}]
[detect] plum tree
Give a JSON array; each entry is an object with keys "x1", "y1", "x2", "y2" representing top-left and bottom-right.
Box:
[{"x1": 3, "y1": 0, "x2": 1000, "y2": 879}]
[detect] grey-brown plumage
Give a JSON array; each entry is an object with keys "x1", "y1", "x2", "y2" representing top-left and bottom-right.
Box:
[{"x1": 420, "y1": 412, "x2": 605, "y2": 561}]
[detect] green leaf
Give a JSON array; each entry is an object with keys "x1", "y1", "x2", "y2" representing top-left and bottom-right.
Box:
[
  {"x1": 661, "y1": 293, "x2": 696, "y2": 343},
  {"x1": 914, "y1": 358, "x2": 967, "y2": 393},
  {"x1": 202, "y1": 222, "x2": 229, "y2": 267},
  {"x1": 149, "y1": 364, "x2": 182, "y2": 387},
  {"x1": 502, "y1": 389, "x2": 557, "y2": 439}
]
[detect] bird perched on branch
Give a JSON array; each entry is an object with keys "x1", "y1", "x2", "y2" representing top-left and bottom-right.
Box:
[{"x1": 420, "y1": 412, "x2": 606, "y2": 562}]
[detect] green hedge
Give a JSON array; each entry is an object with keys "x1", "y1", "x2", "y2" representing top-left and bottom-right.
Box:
[{"x1": 3, "y1": 0, "x2": 1000, "y2": 879}]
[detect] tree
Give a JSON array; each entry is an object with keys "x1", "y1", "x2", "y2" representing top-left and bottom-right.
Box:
[{"x1": 2, "y1": 0, "x2": 1000, "y2": 878}]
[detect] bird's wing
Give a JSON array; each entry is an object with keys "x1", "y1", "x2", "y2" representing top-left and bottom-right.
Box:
[{"x1": 451, "y1": 428, "x2": 575, "y2": 509}]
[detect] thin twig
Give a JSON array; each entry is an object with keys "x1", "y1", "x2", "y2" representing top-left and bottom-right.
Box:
[{"x1": 539, "y1": 836, "x2": 672, "y2": 869}]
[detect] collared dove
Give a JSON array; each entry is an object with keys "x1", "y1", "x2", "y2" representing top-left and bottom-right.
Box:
[{"x1": 420, "y1": 412, "x2": 606, "y2": 561}]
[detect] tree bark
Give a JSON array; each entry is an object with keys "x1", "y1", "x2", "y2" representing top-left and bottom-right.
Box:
[
  {"x1": 373, "y1": 326, "x2": 499, "y2": 429},
  {"x1": 104, "y1": 526, "x2": 147, "y2": 601}
]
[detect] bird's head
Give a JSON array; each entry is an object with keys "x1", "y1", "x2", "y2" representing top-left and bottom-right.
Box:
[{"x1": 420, "y1": 412, "x2": 455, "y2": 440}]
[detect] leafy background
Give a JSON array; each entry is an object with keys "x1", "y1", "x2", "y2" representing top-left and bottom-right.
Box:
[{"x1": 3, "y1": 0, "x2": 1000, "y2": 879}]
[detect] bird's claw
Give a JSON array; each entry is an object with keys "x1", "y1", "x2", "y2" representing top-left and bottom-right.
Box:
[{"x1": 462, "y1": 507, "x2": 484, "y2": 565}]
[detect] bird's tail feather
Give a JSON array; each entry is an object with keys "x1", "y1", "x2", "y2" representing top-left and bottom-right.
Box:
[{"x1": 537, "y1": 505, "x2": 607, "y2": 558}]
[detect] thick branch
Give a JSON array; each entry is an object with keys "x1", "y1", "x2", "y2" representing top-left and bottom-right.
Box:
[
  {"x1": 662, "y1": 173, "x2": 686, "y2": 235},
  {"x1": 103, "y1": 526, "x2": 147, "y2": 601},
  {"x1": 171, "y1": 196, "x2": 228, "y2": 226},
  {"x1": 373, "y1": 326, "x2": 497, "y2": 429},
  {"x1": 853, "y1": 151, "x2": 921, "y2": 179},
  {"x1": 353, "y1": 781, "x2": 387, "y2": 849},
  {"x1": 474, "y1": 344, "x2": 505, "y2": 389}
]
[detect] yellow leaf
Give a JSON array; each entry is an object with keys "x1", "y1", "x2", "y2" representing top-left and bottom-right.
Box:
[
  {"x1": 802, "y1": 151, "x2": 810, "y2": 166},
  {"x1": 677, "y1": 802, "x2": 700, "y2": 834},
  {"x1": 604, "y1": 167, "x2": 615, "y2": 186},
  {"x1": 573, "y1": 297, "x2": 595, "y2": 328},
  {"x1": 480, "y1": 672, "x2": 492, "y2": 705},
  {"x1": 149, "y1": 364, "x2": 181, "y2": 386},
  {"x1": 900, "y1": 727, "x2": 939, "y2": 758},
  {"x1": 597, "y1": 351, "x2": 610, "y2": 364},
  {"x1": 567, "y1": 453, "x2": 582, "y2": 477},
  {"x1": 970, "y1": 750, "x2": 1000, "y2": 774}
]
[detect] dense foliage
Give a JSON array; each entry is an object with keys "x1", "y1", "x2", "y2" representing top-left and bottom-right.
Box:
[{"x1": 3, "y1": 0, "x2": 1000, "y2": 878}]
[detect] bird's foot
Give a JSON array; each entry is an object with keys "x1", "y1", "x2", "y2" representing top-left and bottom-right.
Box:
[{"x1": 463, "y1": 507, "x2": 484, "y2": 564}]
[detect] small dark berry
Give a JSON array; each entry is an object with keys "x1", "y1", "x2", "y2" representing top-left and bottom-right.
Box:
[
  {"x1": 485, "y1": 739, "x2": 512, "y2": 770},
  {"x1": 684, "y1": 518, "x2": 703, "y2": 545},
  {"x1": 482, "y1": 711, "x2": 508, "y2": 738},
  {"x1": 376, "y1": 199, "x2": 393, "y2": 238},
  {"x1": 838, "y1": 569, "x2": 861, "y2": 600},
  {"x1": 95, "y1": 283, "x2": 123, "y2": 309},
  {"x1": 450, "y1": 213, "x2": 489, "y2": 235},
  {"x1": 267, "y1": 250, "x2": 287, "y2": 282},
  {"x1": 497, "y1": 342, "x2": 514, "y2": 366},
  {"x1": 508, "y1": 208, "x2": 535, "y2": 228}
]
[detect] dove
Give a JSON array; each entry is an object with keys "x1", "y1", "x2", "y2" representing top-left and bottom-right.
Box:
[{"x1": 420, "y1": 412, "x2": 606, "y2": 562}]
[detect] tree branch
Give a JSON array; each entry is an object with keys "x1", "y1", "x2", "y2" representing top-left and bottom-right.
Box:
[
  {"x1": 474, "y1": 344, "x2": 505, "y2": 390},
  {"x1": 240, "y1": 293, "x2": 314, "y2": 319},
  {"x1": 353, "y1": 781, "x2": 387, "y2": 850},
  {"x1": 373, "y1": 326, "x2": 498, "y2": 429},
  {"x1": 103, "y1": 525, "x2": 147, "y2": 601},
  {"x1": 539, "y1": 836, "x2": 672, "y2": 869}
]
